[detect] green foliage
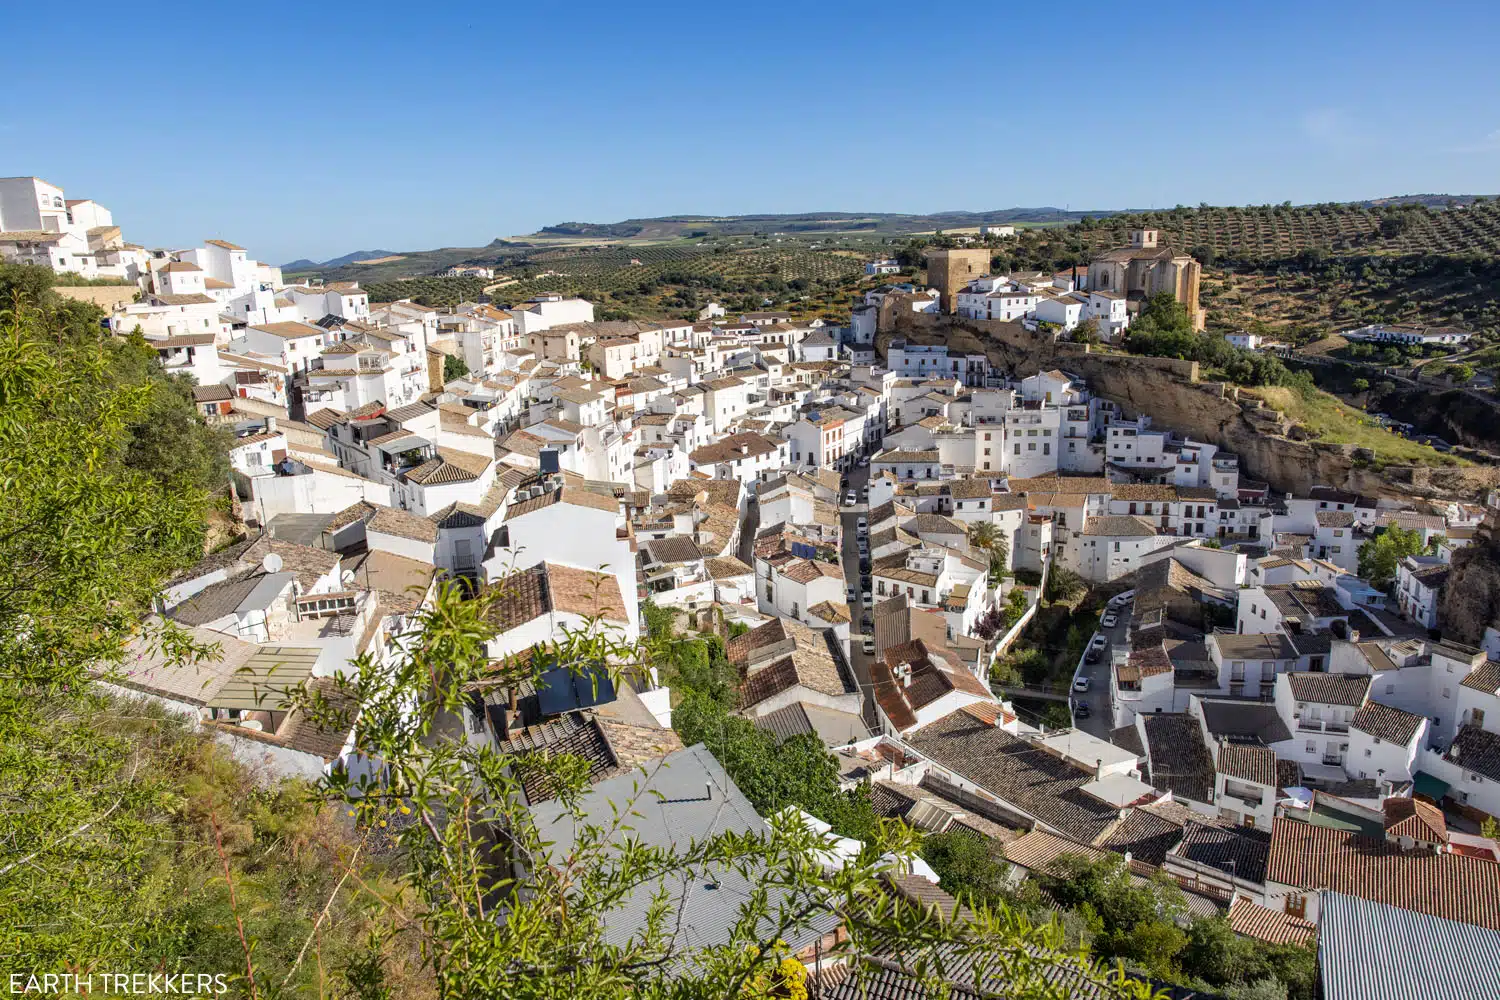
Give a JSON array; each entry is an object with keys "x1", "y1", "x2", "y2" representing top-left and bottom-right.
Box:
[
  {"x1": 0, "y1": 285, "x2": 418, "y2": 994},
  {"x1": 1357, "y1": 523, "x2": 1426, "y2": 589},
  {"x1": 673, "y1": 695, "x2": 879, "y2": 840},
  {"x1": 920, "y1": 831, "x2": 1013, "y2": 907},
  {"x1": 641, "y1": 599, "x2": 677, "y2": 641},
  {"x1": 0, "y1": 291, "x2": 224, "y2": 694},
  {"x1": 1044, "y1": 567, "x2": 1086, "y2": 603},
  {"x1": 443, "y1": 353, "x2": 470, "y2": 382},
  {"x1": 1351, "y1": 377, "x2": 1370, "y2": 393},
  {"x1": 1034, "y1": 855, "x2": 1186, "y2": 979},
  {"x1": 1126, "y1": 294, "x2": 1291, "y2": 387},
  {"x1": 365, "y1": 275, "x2": 490, "y2": 307}
]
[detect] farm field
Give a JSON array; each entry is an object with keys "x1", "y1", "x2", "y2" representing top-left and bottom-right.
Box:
[{"x1": 362, "y1": 241, "x2": 882, "y2": 317}]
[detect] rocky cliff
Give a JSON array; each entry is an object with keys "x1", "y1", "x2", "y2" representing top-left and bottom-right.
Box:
[
  {"x1": 1440, "y1": 518, "x2": 1500, "y2": 644},
  {"x1": 880, "y1": 316, "x2": 1499, "y2": 502}
]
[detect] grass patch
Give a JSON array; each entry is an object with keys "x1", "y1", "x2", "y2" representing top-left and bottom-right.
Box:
[{"x1": 1250, "y1": 385, "x2": 1466, "y2": 465}]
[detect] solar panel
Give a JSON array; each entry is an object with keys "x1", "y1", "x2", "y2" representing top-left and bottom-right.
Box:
[{"x1": 535, "y1": 666, "x2": 617, "y2": 717}]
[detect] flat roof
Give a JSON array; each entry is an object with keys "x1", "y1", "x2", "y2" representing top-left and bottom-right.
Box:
[{"x1": 1035, "y1": 728, "x2": 1140, "y2": 771}]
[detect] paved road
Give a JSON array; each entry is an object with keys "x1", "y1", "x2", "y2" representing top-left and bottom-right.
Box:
[
  {"x1": 1070, "y1": 596, "x2": 1132, "y2": 739},
  {"x1": 837, "y1": 461, "x2": 877, "y2": 731}
]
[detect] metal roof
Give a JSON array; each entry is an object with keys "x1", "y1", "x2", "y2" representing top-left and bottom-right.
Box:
[
  {"x1": 528, "y1": 744, "x2": 840, "y2": 952},
  {"x1": 1318, "y1": 890, "x2": 1500, "y2": 1000}
]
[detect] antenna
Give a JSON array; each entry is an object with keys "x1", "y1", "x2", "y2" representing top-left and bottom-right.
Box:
[{"x1": 262, "y1": 552, "x2": 284, "y2": 574}]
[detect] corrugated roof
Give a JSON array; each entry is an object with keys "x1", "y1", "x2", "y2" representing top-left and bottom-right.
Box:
[{"x1": 1317, "y1": 891, "x2": 1500, "y2": 1000}]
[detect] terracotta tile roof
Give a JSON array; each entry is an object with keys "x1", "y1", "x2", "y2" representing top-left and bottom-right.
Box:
[
  {"x1": 403, "y1": 451, "x2": 489, "y2": 486},
  {"x1": 1142, "y1": 713, "x2": 1215, "y2": 803},
  {"x1": 1287, "y1": 672, "x2": 1369, "y2": 707},
  {"x1": 1098, "y1": 806, "x2": 1185, "y2": 867},
  {"x1": 947, "y1": 478, "x2": 993, "y2": 500},
  {"x1": 326, "y1": 500, "x2": 379, "y2": 532},
  {"x1": 1351, "y1": 701, "x2": 1425, "y2": 746},
  {"x1": 1008, "y1": 475, "x2": 1112, "y2": 495},
  {"x1": 807, "y1": 600, "x2": 851, "y2": 624},
  {"x1": 1227, "y1": 897, "x2": 1314, "y2": 945},
  {"x1": 193, "y1": 384, "x2": 234, "y2": 403},
  {"x1": 779, "y1": 558, "x2": 843, "y2": 584},
  {"x1": 305, "y1": 407, "x2": 346, "y2": 430},
  {"x1": 1216, "y1": 742, "x2": 1277, "y2": 786},
  {"x1": 1459, "y1": 659, "x2": 1500, "y2": 694},
  {"x1": 1267, "y1": 817, "x2": 1500, "y2": 930},
  {"x1": 487, "y1": 562, "x2": 628, "y2": 633},
  {"x1": 907, "y1": 713, "x2": 1122, "y2": 843},
  {"x1": 507, "y1": 486, "x2": 618, "y2": 519},
  {"x1": 689, "y1": 432, "x2": 783, "y2": 465},
  {"x1": 1171, "y1": 821, "x2": 1271, "y2": 884},
  {"x1": 1110, "y1": 483, "x2": 1179, "y2": 502},
  {"x1": 704, "y1": 555, "x2": 753, "y2": 579},
  {"x1": 1082, "y1": 515, "x2": 1157, "y2": 537},
  {"x1": 249, "y1": 320, "x2": 325, "y2": 339},
  {"x1": 1445, "y1": 725, "x2": 1500, "y2": 782},
  {"x1": 367, "y1": 505, "x2": 440, "y2": 543},
  {"x1": 1383, "y1": 797, "x2": 1448, "y2": 844}
]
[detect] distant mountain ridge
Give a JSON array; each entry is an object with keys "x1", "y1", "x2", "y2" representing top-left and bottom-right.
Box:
[
  {"x1": 284, "y1": 195, "x2": 1494, "y2": 278},
  {"x1": 533, "y1": 208, "x2": 1112, "y2": 240},
  {"x1": 281, "y1": 249, "x2": 398, "y2": 270}
]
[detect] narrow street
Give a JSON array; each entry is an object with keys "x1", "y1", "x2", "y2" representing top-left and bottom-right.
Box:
[
  {"x1": 837, "y1": 460, "x2": 877, "y2": 732},
  {"x1": 1070, "y1": 595, "x2": 1131, "y2": 739}
]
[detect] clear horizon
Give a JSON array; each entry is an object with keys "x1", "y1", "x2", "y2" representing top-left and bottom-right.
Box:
[{"x1": 7, "y1": 0, "x2": 1499, "y2": 264}]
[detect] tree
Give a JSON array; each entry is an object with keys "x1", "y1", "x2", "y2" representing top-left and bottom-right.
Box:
[
  {"x1": 443, "y1": 353, "x2": 470, "y2": 382},
  {"x1": 1044, "y1": 567, "x2": 1086, "y2": 603},
  {"x1": 1190, "y1": 245, "x2": 1216, "y2": 268},
  {"x1": 0, "y1": 293, "x2": 218, "y2": 694},
  {"x1": 1357, "y1": 524, "x2": 1425, "y2": 590},
  {"x1": 1351, "y1": 378, "x2": 1370, "y2": 394},
  {"x1": 967, "y1": 521, "x2": 1009, "y2": 581},
  {"x1": 920, "y1": 831, "x2": 1012, "y2": 907}
]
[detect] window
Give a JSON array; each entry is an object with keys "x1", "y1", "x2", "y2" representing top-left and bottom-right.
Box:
[
  {"x1": 1443, "y1": 687, "x2": 1452, "y2": 699},
  {"x1": 1305, "y1": 741, "x2": 1316, "y2": 754}
]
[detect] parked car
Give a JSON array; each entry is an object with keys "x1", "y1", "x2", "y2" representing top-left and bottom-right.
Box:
[
  {"x1": 861, "y1": 617, "x2": 874, "y2": 635},
  {"x1": 1089, "y1": 635, "x2": 1108, "y2": 651},
  {"x1": 858, "y1": 456, "x2": 870, "y2": 468},
  {"x1": 861, "y1": 590, "x2": 872, "y2": 603},
  {"x1": 1074, "y1": 701, "x2": 1091, "y2": 719},
  {"x1": 847, "y1": 587, "x2": 858, "y2": 604},
  {"x1": 1073, "y1": 676, "x2": 1091, "y2": 693},
  {"x1": 1100, "y1": 613, "x2": 1119, "y2": 628},
  {"x1": 844, "y1": 491, "x2": 857, "y2": 506},
  {"x1": 861, "y1": 636, "x2": 876, "y2": 655},
  {"x1": 860, "y1": 574, "x2": 871, "y2": 589},
  {"x1": 859, "y1": 558, "x2": 870, "y2": 573}
]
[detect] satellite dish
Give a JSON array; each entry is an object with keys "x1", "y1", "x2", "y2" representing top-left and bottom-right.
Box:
[{"x1": 262, "y1": 552, "x2": 284, "y2": 574}]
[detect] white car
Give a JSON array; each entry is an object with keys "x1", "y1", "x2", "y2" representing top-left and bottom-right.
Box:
[
  {"x1": 1088, "y1": 635, "x2": 1108, "y2": 651},
  {"x1": 858, "y1": 456, "x2": 870, "y2": 468},
  {"x1": 861, "y1": 637, "x2": 876, "y2": 655},
  {"x1": 1100, "y1": 613, "x2": 1119, "y2": 628},
  {"x1": 1073, "y1": 676, "x2": 1091, "y2": 693},
  {"x1": 844, "y1": 491, "x2": 857, "y2": 506}
]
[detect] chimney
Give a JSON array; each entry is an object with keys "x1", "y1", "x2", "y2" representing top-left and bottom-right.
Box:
[{"x1": 265, "y1": 415, "x2": 277, "y2": 434}]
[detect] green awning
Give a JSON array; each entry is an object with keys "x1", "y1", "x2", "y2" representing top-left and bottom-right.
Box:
[{"x1": 1413, "y1": 771, "x2": 1451, "y2": 802}]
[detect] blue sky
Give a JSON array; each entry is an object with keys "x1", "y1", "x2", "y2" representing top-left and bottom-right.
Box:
[{"x1": 5, "y1": 2, "x2": 1499, "y2": 264}]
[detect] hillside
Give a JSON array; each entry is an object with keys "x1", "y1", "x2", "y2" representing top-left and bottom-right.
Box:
[{"x1": 533, "y1": 207, "x2": 1107, "y2": 240}]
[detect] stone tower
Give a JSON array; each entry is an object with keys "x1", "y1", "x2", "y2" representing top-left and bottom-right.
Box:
[{"x1": 925, "y1": 248, "x2": 993, "y2": 314}]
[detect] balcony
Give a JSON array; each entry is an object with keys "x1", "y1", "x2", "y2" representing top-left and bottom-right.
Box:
[
  {"x1": 1294, "y1": 716, "x2": 1349, "y2": 734},
  {"x1": 1322, "y1": 754, "x2": 1345, "y2": 767}
]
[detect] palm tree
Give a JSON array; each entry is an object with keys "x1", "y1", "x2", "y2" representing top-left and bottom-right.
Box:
[{"x1": 967, "y1": 521, "x2": 1009, "y2": 584}]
